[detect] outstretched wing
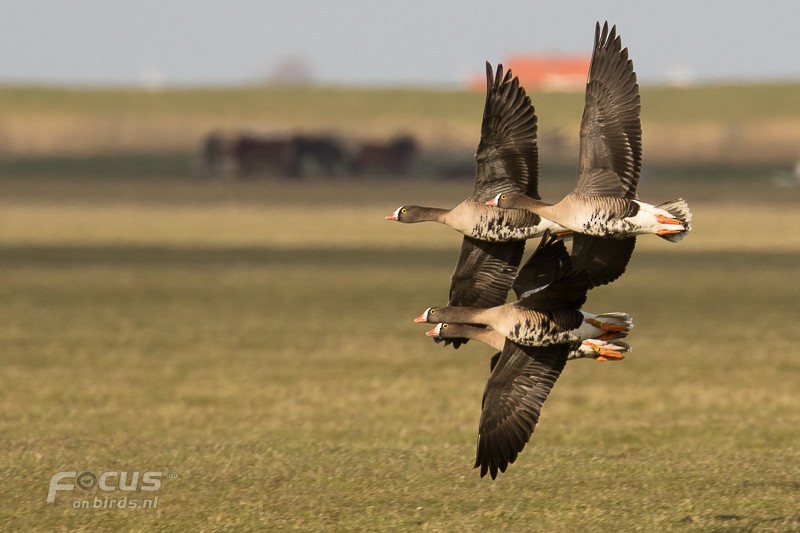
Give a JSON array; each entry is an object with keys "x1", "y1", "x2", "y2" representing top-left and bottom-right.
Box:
[
  {"x1": 441, "y1": 64, "x2": 538, "y2": 348},
  {"x1": 475, "y1": 341, "x2": 570, "y2": 479},
  {"x1": 472, "y1": 62, "x2": 540, "y2": 202},
  {"x1": 514, "y1": 234, "x2": 590, "y2": 310},
  {"x1": 511, "y1": 234, "x2": 570, "y2": 299},
  {"x1": 570, "y1": 234, "x2": 637, "y2": 288},
  {"x1": 449, "y1": 237, "x2": 525, "y2": 308},
  {"x1": 444, "y1": 237, "x2": 526, "y2": 348},
  {"x1": 574, "y1": 22, "x2": 641, "y2": 199}
]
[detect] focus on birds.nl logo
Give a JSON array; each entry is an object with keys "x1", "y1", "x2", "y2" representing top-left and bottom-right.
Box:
[{"x1": 46, "y1": 470, "x2": 176, "y2": 509}]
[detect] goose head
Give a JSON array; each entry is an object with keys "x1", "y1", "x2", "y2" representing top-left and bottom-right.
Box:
[
  {"x1": 414, "y1": 306, "x2": 440, "y2": 323},
  {"x1": 424, "y1": 322, "x2": 448, "y2": 337},
  {"x1": 385, "y1": 205, "x2": 433, "y2": 223}
]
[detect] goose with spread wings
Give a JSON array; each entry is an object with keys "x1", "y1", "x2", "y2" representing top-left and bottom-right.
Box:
[
  {"x1": 387, "y1": 63, "x2": 565, "y2": 347},
  {"x1": 425, "y1": 322, "x2": 630, "y2": 362},
  {"x1": 488, "y1": 22, "x2": 691, "y2": 243},
  {"x1": 415, "y1": 235, "x2": 633, "y2": 349},
  {"x1": 420, "y1": 234, "x2": 633, "y2": 478},
  {"x1": 386, "y1": 62, "x2": 565, "y2": 242}
]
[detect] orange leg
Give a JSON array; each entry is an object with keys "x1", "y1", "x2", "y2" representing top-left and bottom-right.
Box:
[
  {"x1": 655, "y1": 215, "x2": 683, "y2": 225},
  {"x1": 596, "y1": 354, "x2": 625, "y2": 362},
  {"x1": 594, "y1": 347, "x2": 625, "y2": 360},
  {"x1": 587, "y1": 342, "x2": 626, "y2": 361}
]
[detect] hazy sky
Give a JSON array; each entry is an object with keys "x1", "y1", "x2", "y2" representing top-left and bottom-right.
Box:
[{"x1": 1, "y1": 0, "x2": 799, "y2": 87}]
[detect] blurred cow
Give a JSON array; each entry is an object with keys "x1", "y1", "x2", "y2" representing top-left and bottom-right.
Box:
[
  {"x1": 202, "y1": 131, "x2": 348, "y2": 179},
  {"x1": 290, "y1": 134, "x2": 347, "y2": 177},
  {"x1": 202, "y1": 130, "x2": 416, "y2": 179},
  {"x1": 233, "y1": 133, "x2": 298, "y2": 178},
  {"x1": 351, "y1": 135, "x2": 418, "y2": 176}
]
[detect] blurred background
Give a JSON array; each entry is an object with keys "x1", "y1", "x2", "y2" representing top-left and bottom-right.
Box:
[
  {"x1": 2, "y1": 1, "x2": 799, "y2": 530},
  {"x1": 0, "y1": 0, "x2": 798, "y2": 174}
]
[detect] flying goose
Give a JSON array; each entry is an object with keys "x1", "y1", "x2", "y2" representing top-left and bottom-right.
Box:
[
  {"x1": 388, "y1": 63, "x2": 566, "y2": 348},
  {"x1": 487, "y1": 22, "x2": 691, "y2": 242},
  {"x1": 419, "y1": 233, "x2": 634, "y2": 478},
  {"x1": 427, "y1": 219, "x2": 638, "y2": 357},
  {"x1": 414, "y1": 235, "x2": 633, "y2": 348},
  {"x1": 426, "y1": 322, "x2": 631, "y2": 362},
  {"x1": 386, "y1": 63, "x2": 566, "y2": 242}
]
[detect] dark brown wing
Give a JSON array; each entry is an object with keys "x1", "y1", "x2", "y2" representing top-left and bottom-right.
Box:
[
  {"x1": 516, "y1": 268, "x2": 589, "y2": 311},
  {"x1": 449, "y1": 237, "x2": 525, "y2": 308},
  {"x1": 472, "y1": 62, "x2": 540, "y2": 202},
  {"x1": 475, "y1": 341, "x2": 570, "y2": 479},
  {"x1": 574, "y1": 22, "x2": 641, "y2": 199},
  {"x1": 513, "y1": 234, "x2": 590, "y2": 310},
  {"x1": 444, "y1": 237, "x2": 526, "y2": 348},
  {"x1": 570, "y1": 234, "x2": 636, "y2": 288},
  {"x1": 511, "y1": 234, "x2": 570, "y2": 299}
]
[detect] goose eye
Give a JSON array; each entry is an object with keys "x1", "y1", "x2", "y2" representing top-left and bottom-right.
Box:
[
  {"x1": 401, "y1": 208, "x2": 407, "y2": 213},
  {"x1": 429, "y1": 309, "x2": 436, "y2": 315},
  {"x1": 442, "y1": 323, "x2": 448, "y2": 329},
  {"x1": 501, "y1": 194, "x2": 507, "y2": 199}
]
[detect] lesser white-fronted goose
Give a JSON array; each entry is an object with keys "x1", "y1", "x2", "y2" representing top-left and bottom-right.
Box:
[
  {"x1": 389, "y1": 63, "x2": 565, "y2": 348},
  {"x1": 386, "y1": 62, "x2": 566, "y2": 242},
  {"x1": 427, "y1": 216, "x2": 637, "y2": 359},
  {"x1": 414, "y1": 235, "x2": 633, "y2": 348},
  {"x1": 487, "y1": 22, "x2": 692, "y2": 242},
  {"x1": 418, "y1": 234, "x2": 634, "y2": 478},
  {"x1": 426, "y1": 322, "x2": 631, "y2": 361}
]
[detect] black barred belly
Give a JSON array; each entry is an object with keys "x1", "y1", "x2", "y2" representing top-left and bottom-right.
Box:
[
  {"x1": 470, "y1": 212, "x2": 544, "y2": 242},
  {"x1": 507, "y1": 317, "x2": 575, "y2": 347}
]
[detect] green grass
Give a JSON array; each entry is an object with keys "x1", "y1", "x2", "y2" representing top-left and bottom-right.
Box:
[{"x1": 1, "y1": 173, "x2": 799, "y2": 531}]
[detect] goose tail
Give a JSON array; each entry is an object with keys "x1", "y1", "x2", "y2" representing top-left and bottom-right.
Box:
[
  {"x1": 583, "y1": 311, "x2": 634, "y2": 340},
  {"x1": 654, "y1": 198, "x2": 692, "y2": 242}
]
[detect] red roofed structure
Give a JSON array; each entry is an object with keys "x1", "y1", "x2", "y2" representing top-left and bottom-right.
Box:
[{"x1": 470, "y1": 54, "x2": 591, "y2": 92}]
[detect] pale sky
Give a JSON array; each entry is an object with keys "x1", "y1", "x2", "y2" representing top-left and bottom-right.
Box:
[{"x1": 1, "y1": 0, "x2": 799, "y2": 87}]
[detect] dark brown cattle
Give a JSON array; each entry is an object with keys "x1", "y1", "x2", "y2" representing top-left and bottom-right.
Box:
[
  {"x1": 202, "y1": 130, "x2": 413, "y2": 179},
  {"x1": 233, "y1": 134, "x2": 298, "y2": 178},
  {"x1": 289, "y1": 134, "x2": 347, "y2": 177},
  {"x1": 351, "y1": 135, "x2": 418, "y2": 176}
]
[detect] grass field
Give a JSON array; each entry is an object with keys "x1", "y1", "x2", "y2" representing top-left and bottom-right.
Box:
[{"x1": 1, "y1": 170, "x2": 799, "y2": 531}]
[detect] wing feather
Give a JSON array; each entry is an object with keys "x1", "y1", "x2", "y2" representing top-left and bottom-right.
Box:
[
  {"x1": 574, "y1": 22, "x2": 641, "y2": 199},
  {"x1": 570, "y1": 234, "x2": 636, "y2": 288},
  {"x1": 475, "y1": 342, "x2": 570, "y2": 479},
  {"x1": 445, "y1": 237, "x2": 526, "y2": 348},
  {"x1": 513, "y1": 235, "x2": 590, "y2": 310},
  {"x1": 473, "y1": 63, "x2": 540, "y2": 202}
]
